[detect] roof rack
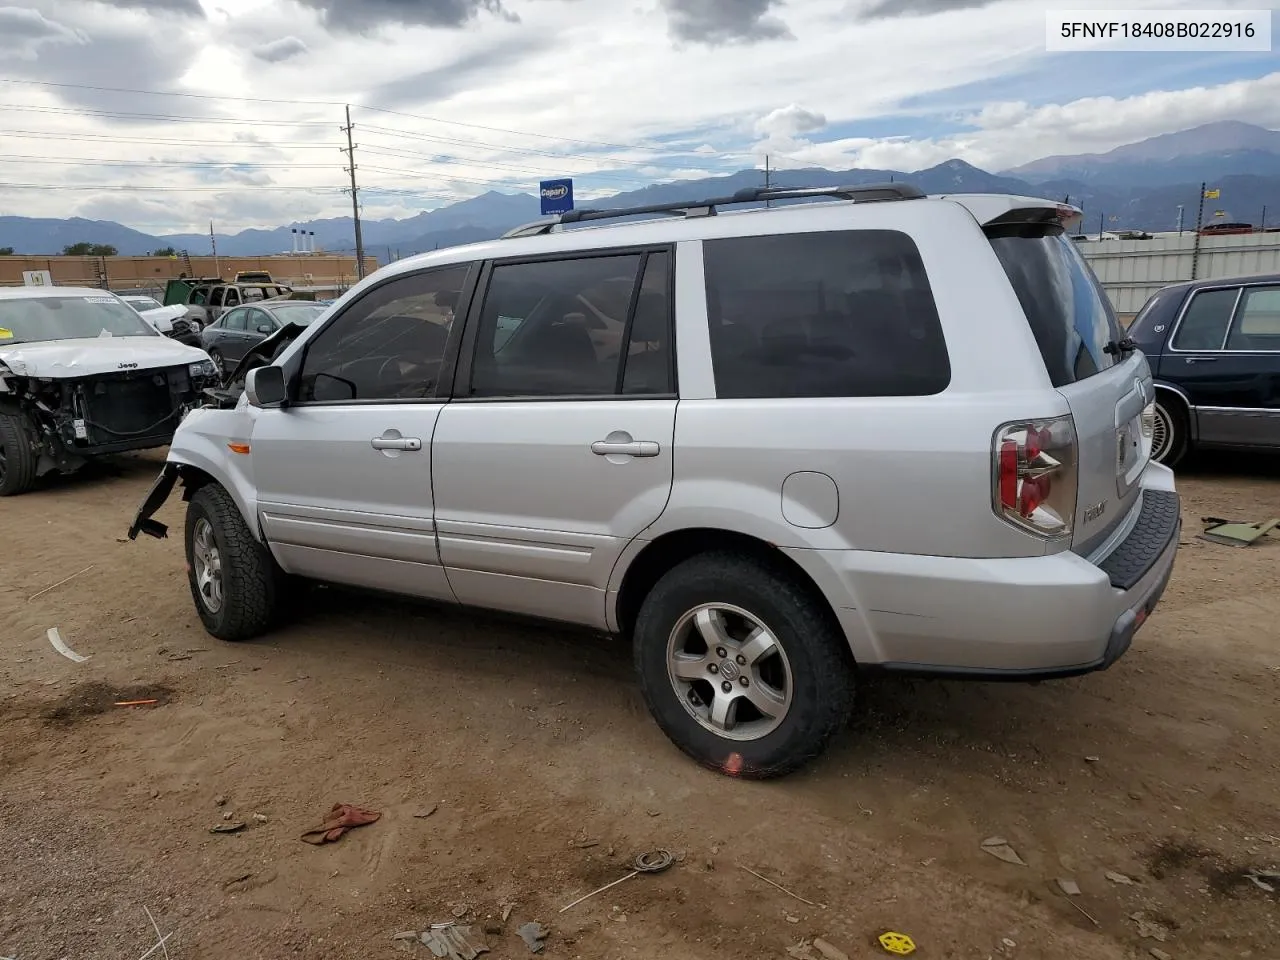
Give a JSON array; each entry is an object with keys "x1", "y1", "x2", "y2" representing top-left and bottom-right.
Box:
[{"x1": 500, "y1": 182, "x2": 925, "y2": 239}]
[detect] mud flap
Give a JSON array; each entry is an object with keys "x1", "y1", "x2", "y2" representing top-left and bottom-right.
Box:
[{"x1": 127, "y1": 463, "x2": 180, "y2": 540}]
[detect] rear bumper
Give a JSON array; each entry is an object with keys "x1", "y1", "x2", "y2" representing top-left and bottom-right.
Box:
[{"x1": 785, "y1": 472, "x2": 1181, "y2": 680}]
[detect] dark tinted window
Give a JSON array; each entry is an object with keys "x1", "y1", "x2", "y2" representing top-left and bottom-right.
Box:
[
  {"x1": 703, "y1": 230, "x2": 949, "y2": 399},
  {"x1": 1172, "y1": 288, "x2": 1237, "y2": 351},
  {"x1": 470, "y1": 252, "x2": 673, "y2": 398},
  {"x1": 247, "y1": 308, "x2": 273, "y2": 333},
  {"x1": 1225, "y1": 286, "x2": 1280, "y2": 351},
  {"x1": 223, "y1": 308, "x2": 248, "y2": 331},
  {"x1": 299, "y1": 265, "x2": 469, "y2": 402},
  {"x1": 987, "y1": 225, "x2": 1123, "y2": 387}
]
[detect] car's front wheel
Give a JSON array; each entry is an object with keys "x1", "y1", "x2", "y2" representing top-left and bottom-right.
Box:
[
  {"x1": 633, "y1": 551, "x2": 854, "y2": 779},
  {"x1": 185, "y1": 484, "x2": 282, "y2": 641},
  {"x1": 207, "y1": 348, "x2": 224, "y2": 376},
  {"x1": 0, "y1": 412, "x2": 38, "y2": 497}
]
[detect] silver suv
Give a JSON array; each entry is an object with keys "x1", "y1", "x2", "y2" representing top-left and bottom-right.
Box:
[{"x1": 128, "y1": 184, "x2": 1180, "y2": 779}]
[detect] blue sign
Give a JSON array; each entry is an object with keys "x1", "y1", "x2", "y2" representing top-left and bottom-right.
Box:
[{"x1": 540, "y1": 178, "x2": 574, "y2": 216}]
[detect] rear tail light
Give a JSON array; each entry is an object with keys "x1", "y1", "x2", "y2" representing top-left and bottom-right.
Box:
[{"x1": 992, "y1": 416, "x2": 1077, "y2": 537}]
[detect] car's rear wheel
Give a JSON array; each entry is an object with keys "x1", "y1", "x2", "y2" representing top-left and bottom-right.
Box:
[
  {"x1": 207, "y1": 348, "x2": 225, "y2": 375},
  {"x1": 1151, "y1": 395, "x2": 1189, "y2": 467},
  {"x1": 0, "y1": 412, "x2": 38, "y2": 497},
  {"x1": 633, "y1": 551, "x2": 854, "y2": 779},
  {"x1": 185, "y1": 484, "x2": 282, "y2": 641}
]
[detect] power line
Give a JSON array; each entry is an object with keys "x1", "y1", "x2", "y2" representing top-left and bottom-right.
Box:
[
  {"x1": 359, "y1": 146, "x2": 650, "y2": 186},
  {"x1": 0, "y1": 128, "x2": 340, "y2": 149},
  {"x1": 0, "y1": 102, "x2": 337, "y2": 128},
  {"x1": 0, "y1": 181, "x2": 352, "y2": 193},
  {"x1": 0, "y1": 155, "x2": 339, "y2": 169}
]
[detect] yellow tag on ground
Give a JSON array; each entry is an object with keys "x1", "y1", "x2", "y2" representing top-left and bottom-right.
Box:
[{"x1": 878, "y1": 931, "x2": 916, "y2": 955}]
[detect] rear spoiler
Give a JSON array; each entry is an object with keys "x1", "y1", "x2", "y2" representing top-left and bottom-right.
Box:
[{"x1": 934, "y1": 194, "x2": 1083, "y2": 229}]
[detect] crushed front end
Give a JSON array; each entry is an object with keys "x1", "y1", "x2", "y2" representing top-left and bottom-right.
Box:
[{"x1": 0, "y1": 358, "x2": 219, "y2": 477}]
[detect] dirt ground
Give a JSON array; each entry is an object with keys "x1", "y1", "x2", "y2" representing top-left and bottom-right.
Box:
[{"x1": 2, "y1": 451, "x2": 1278, "y2": 960}]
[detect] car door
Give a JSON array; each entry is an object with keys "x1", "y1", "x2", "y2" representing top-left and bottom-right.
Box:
[
  {"x1": 249, "y1": 263, "x2": 476, "y2": 600},
  {"x1": 245, "y1": 307, "x2": 276, "y2": 349},
  {"x1": 1167, "y1": 283, "x2": 1280, "y2": 448},
  {"x1": 432, "y1": 247, "x2": 677, "y2": 628},
  {"x1": 216, "y1": 307, "x2": 253, "y2": 362}
]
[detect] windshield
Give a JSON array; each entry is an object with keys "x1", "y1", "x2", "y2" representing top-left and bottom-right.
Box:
[
  {"x1": 268, "y1": 302, "x2": 326, "y2": 326},
  {"x1": 986, "y1": 224, "x2": 1124, "y2": 387},
  {"x1": 0, "y1": 295, "x2": 159, "y2": 345}
]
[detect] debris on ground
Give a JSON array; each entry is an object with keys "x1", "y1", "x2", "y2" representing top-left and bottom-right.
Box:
[
  {"x1": 300, "y1": 802, "x2": 381, "y2": 845},
  {"x1": 1056, "y1": 878, "x2": 1082, "y2": 896},
  {"x1": 877, "y1": 931, "x2": 916, "y2": 955},
  {"x1": 215, "y1": 795, "x2": 227, "y2": 806},
  {"x1": 1244, "y1": 870, "x2": 1277, "y2": 893},
  {"x1": 786, "y1": 941, "x2": 819, "y2": 960},
  {"x1": 1105, "y1": 870, "x2": 1137, "y2": 885},
  {"x1": 414, "y1": 804, "x2": 438, "y2": 819},
  {"x1": 517, "y1": 921, "x2": 549, "y2": 953},
  {"x1": 1130, "y1": 913, "x2": 1170, "y2": 942},
  {"x1": 1199, "y1": 517, "x2": 1279, "y2": 547},
  {"x1": 222, "y1": 811, "x2": 234, "y2": 821},
  {"x1": 559, "y1": 849, "x2": 675, "y2": 912},
  {"x1": 1149, "y1": 949, "x2": 1173, "y2": 960},
  {"x1": 980, "y1": 837, "x2": 1027, "y2": 866},
  {"x1": 253, "y1": 813, "x2": 269, "y2": 824},
  {"x1": 738, "y1": 863, "x2": 825, "y2": 907},
  {"x1": 812, "y1": 936, "x2": 850, "y2": 960},
  {"x1": 46, "y1": 626, "x2": 90, "y2": 663},
  {"x1": 417, "y1": 924, "x2": 490, "y2": 959},
  {"x1": 501, "y1": 903, "x2": 515, "y2": 922},
  {"x1": 210, "y1": 822, "x2": 245, "y2": 834}
]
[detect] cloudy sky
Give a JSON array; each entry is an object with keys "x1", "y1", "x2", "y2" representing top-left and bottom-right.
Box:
[{"x1": 0, "y1": 0, "x2": 1277, "y2": 235}]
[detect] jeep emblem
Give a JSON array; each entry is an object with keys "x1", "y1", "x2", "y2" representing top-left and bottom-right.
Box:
[
  {"x1": 1083, "y1": 501, "x2": 1108, "y2": 523},
  {"x1": 118, "y1": 362, "x2": 138, "y2": 369}
]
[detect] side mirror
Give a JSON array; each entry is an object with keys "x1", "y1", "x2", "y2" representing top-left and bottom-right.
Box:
[
  {"x1": 245, "y1": 365, "x2": 287, "y2": 408},
  {"x1": 257, "y1": 324, "x2": 273, "y2": 334}
]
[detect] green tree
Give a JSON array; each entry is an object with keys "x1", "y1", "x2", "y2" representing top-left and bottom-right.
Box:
[
  {"x1": 62, "y1": 242, "x2": 118, "y2": 256},
  {"x1": 0, "y1": 247, "x2": 14, "y2": 256},
  {"x1": 150, "y1": 246, "x2": 178, "y2": 257}
]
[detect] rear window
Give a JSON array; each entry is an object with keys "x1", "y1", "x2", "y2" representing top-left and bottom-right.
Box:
[
  {"x1": 702, "y1": 230, "x2": 950, "y2": 399},
  {"x1": 987, "y1": 225, "x2": 1124, "y2": 387}
]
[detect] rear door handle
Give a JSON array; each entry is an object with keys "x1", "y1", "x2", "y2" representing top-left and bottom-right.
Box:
[
  {"x1": 591, "y1": 440, "x2": 660, "y2": 458},
  {"x1": 371, "y1": 436, "x2": 422, "y2": 451},
  {"x1": 1184, "y1": 356, "x2": 1218, "y2": 363}
]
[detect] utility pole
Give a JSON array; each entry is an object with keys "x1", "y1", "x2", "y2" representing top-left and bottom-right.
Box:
[
  {"x1": 342, "y1": 105, "x2": 366, "y2": 280},
  {"x1": 210, "y1": 220, "x2": 220, "y2": 277},
  {"x1": 1176, "y1": 205, "x2": 1184, "y2": 235},
  {"x1": 1191, "y1": 181, "x2": 1207, "y2": 280},
  {"x1": 1098, "y1": 211, "x2": 1105, "y2": 240},
  {"x1": 1260, "y1": 205, "x2": 1267, "y2": 232},
  {"x1": 764, "y1": 155, "x2": 772, "y2": 207}
]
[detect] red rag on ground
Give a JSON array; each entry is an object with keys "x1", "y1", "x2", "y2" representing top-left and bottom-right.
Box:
[{"x1": 300, "y1": 803, "x2": 381, "y2": 844}]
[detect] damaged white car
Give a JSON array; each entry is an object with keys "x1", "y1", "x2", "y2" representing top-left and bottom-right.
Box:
[{"x1": 0, "y1": 286, "x2": 219, "y2": 496}]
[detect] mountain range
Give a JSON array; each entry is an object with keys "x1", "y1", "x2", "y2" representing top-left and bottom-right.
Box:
[{"x1": 1, "y1": 121, "x2": 1278, "y2": 258}]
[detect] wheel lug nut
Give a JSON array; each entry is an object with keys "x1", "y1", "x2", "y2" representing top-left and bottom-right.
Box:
[
  {"x1": 739, "y1": 676, "x2": 749, "y2": 687},
  {"x1": 736, "y1": 655, "x2": 747, "y2": 666},
  {"x1": 721, "y1": 681, "x2": 732, "y2": 694},
  {"x1": 708, "y1": 663, "x2": 718, "y2": 674},
  {"x1": 716, "y1": 647, "x2": 727, "y2": 659}
]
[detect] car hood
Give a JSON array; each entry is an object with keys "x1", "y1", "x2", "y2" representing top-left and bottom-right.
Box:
[
  {"x1": 141, "y1": 304, "x2": 189, "y2": 324},
  {"x1": 0, "y1": 336, "x2": 212, "y2": 378}
]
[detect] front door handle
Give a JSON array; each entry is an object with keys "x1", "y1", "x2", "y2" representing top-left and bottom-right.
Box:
[
  {"x1": 1184, "y1": 356, "x2": 1218, "y2": 363},
  {"x1": 591, "y1": 440, "x2": 660, "y2": 458},
  {"x1": 371, "y1": 436, "x2": 422, "y2": 451}
]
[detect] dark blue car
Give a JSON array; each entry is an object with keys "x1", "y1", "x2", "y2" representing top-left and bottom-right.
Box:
[{"x1": 1127, "y1": 273, "x2": 1280, "y2": 466}]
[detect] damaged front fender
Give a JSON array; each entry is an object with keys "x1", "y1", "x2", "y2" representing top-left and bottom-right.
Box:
[{"x1": 127, "y1": 462, "x2": 180, "y2": 540}]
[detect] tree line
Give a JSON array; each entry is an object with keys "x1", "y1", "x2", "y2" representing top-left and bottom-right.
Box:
[{"x1": 0, "y1": 244, "x2": 180, "y2": 256}]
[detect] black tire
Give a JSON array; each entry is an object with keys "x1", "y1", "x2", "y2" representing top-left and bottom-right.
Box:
[
  {"x1": 185, "y1": 484, "x2": 282, "y2": 642},
  {"x1": 633, "y1": 551, "x2": 854, "y2": 780},
  {"x1": 1152, "y1": 394, "x2": 1189, "y2": 468},
  {"x1": 207, "y1": 348, "x2": 224, "y2": 375},
  {"x1": 0, "y1": 412, "x2": 38, "y2": 497}
]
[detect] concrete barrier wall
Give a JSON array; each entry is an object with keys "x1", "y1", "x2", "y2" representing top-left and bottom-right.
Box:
[
  {"x1": 1081, "y1": 232, "x2": 1280, "y2": 316},
  {"x1": 0, "y1": 254, "x2": 379, "y2": 293}
]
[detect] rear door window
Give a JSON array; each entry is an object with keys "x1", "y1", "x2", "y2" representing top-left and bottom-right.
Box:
[
  {"x1": 702, "y1": 230, "x2": 950, "y2": 399},
  {"x1": 1225, "y1": 286, "x2": 1280, "y2": 351},
  {"x1": 1171, "y1": 288, "x2": 1238, "y2": 351},
  {"x1": 986, "y1": 225, "x2": 1124, "y2": 386}
]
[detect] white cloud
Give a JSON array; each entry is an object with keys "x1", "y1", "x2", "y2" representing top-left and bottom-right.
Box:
[
  {"x1": 252, "y1": 35, "x2": 309, "y2": 62},
  {"x1": 0, "y1": 8, "x2": 87, "y2": 60},
  {"x1": 0, "y1": 0, "x2": 1276, "y2": 233}
]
